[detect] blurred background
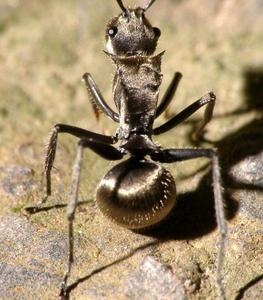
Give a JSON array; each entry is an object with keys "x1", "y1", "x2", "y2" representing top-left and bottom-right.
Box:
[{"x1": 0, "y1": 0, "x2": 262, "y2": 299}]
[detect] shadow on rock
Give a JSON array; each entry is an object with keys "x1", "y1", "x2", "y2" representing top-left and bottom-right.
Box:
[
  {"x1": 61, "y1": 240, "x2": 160, "y2": 300},
  {"x1": 141, "y1": 171, "x2": 238, "y2": 240},
  {"x1": 216, "y1": 67, "x2": 263, "y2": 221}
]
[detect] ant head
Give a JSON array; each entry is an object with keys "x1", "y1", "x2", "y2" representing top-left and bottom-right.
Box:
[{"x1": 106, "y1": 0, "x2": 161, "y2": 56}]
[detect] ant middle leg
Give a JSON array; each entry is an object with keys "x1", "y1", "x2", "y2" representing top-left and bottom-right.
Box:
[
  {"x1": 151, "y1": 147, "x2": 226, "y2": 300},
  {"x1": 153, "y1": 92, "x2": 216, "y2": 141},
  {"x1": 43, "y1": 123, "x2": 117, "y2": 202}
]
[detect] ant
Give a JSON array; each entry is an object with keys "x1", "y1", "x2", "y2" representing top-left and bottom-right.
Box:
[{"x1": 27, "y1": 0, "x2": 227, "y2": 299}]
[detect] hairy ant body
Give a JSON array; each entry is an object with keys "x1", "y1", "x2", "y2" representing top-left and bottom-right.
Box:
[{"x1": 29, "y1": 0, "x2": 227, "y2": 298}]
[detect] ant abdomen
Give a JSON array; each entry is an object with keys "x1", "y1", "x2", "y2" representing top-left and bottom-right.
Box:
[{"x1": 96, "y1": 158, "x2": 176, "y2": 230}]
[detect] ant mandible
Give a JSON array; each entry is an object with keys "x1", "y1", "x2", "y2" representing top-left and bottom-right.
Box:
[{"x1": 30, "y1": 0, "x2": 227, "y2": 298}]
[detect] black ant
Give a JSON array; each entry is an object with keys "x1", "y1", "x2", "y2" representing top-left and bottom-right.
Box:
[{"x1": 27, "y1": 0, "x2": 227, "y2": 298}]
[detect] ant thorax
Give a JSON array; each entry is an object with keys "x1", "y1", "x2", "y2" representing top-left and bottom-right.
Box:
[{"x1": 108, "y1": 52, "x2": 164, "y2": 140}]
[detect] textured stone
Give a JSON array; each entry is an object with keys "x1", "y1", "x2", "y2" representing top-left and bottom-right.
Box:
[
  {"x1": 228, "y1": 138, "x2": 263, "y2": 221},
  {"x1": 0, "y1": 215, "x2": 66, "y2": 299},
  {"x1": 124, "y1": 256, "x2": 187, "y2": 300},
  {"x1": 0, "y1": 165, "x2": 37, "y2": 198},
  {"x1": 0, "y1": 263, "x2": 60, "y2": 300}
]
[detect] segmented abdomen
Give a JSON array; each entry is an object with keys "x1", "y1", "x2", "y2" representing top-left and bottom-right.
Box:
[{"x1": 96, "y1": 158, "x2": 176, "y2": 230}]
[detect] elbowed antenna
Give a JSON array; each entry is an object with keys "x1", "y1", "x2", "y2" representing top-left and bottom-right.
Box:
[
  {"x1": 116, "y1": 0, "x2": 156, "y2": 12},
  {"x1": 143, "y1": 0, "x2": 156, "y2": 11},
  {"x1": 116, "y1": 0, "x2": 127, "y2": 12}
]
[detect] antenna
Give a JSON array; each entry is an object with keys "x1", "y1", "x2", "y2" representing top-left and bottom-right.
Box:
[
  {"x1": 116, "y1": 0, "x2": 127, "y2": 12},
  {"x1": 143, "y1": 0, "x2": 156, "y2": 11}
]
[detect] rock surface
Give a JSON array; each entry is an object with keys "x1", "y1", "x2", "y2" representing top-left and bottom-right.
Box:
[
  {"x1": 0, "y1": 165, "x2": 37, "y2": 198},
  {"x1": 124, "y1": 256, "x2": 187, "y2": 300}
]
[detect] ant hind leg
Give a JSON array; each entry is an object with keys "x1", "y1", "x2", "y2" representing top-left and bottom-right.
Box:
[
  {"x1": 60, "y1": 141, "x2": 84, "y2": 299},
  {"x1": 151, "y1": 147, "x2": 227, "y2": 300},
  {"x1": 59, "y1": 139, "x2": 123, "y2": 298}
]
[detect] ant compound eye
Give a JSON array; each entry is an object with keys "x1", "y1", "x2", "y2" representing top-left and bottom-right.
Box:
[
  {"x1": 108, "y1": 26, "x2": 118, "y2": 38},
  {"x1": 153, "y1": 27, "x2": 161, "y2": 38}
]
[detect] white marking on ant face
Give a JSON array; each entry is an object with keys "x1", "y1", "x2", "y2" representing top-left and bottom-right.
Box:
[{"x1": 106, "y1": 38, "x2": 115, "y2": 54}]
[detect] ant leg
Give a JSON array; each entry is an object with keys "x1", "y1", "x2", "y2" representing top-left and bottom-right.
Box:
[
  {"x1": 82, "y1": 73, "x2": 120, "y2": 123},
  {"x1": 43, "y1": 123, "x2": 117, "y2": 202},
  {"x1": 60, "y1": 142, "x2": 84, "y2": 298},
  {"x1": 60, "y1": 140, "x2": 123, "y2": 298},
  {"x1": 151, "y1": 148, "x2": 226, "y2": 300},
  {"x1": 192, "y1": 96, "x2": 215, "y2": 141},
  {"x1": 153, "y1": 92, "x2": 216, "y2": 140},
  {"x1": 155, "y1": 72, "x2": 182, "y2": 118}
]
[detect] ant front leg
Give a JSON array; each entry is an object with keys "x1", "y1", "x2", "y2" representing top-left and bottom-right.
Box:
[
  {"x1": 82, "y1": 73, "x2": 120, "y2": 123},
  {"x1": 151, "y1": 148, "x2": 226, "y2": 300},
  {"x1": 155, "y1": 72, "x2": 182, "y2": 118},
  {"x1": 153, "y1": 92, "x2": 216, "y2": 141}
]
